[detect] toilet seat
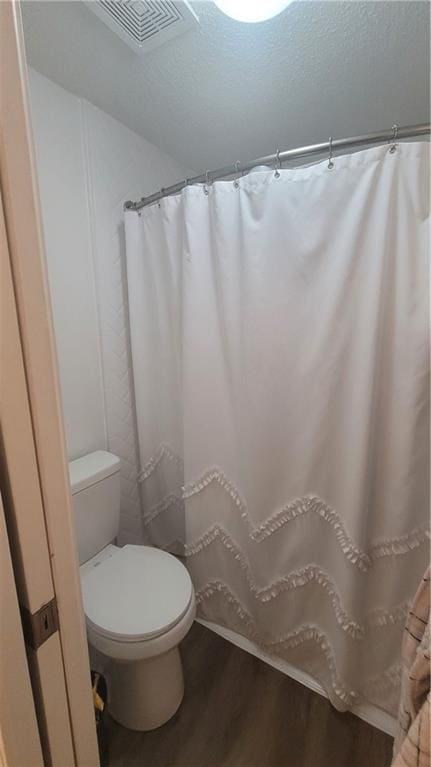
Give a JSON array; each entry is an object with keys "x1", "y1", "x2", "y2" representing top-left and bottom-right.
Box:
[{"x1": 80, "y1": 544, "x2": 193, "y2": 643}]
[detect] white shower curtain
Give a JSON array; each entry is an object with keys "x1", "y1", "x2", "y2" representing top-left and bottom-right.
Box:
[{"x1": 125, "y1": 142, "x2": 430, "y2": 715}]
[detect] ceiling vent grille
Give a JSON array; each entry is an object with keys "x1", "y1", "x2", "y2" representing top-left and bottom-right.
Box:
[{"x1": 87, "y1": 0, "x2": 199, "y2": 55}]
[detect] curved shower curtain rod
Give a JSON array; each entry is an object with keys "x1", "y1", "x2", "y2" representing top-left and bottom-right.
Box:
[{"x1": 124, "y1": 122, "x2": 431, "y2": 212}]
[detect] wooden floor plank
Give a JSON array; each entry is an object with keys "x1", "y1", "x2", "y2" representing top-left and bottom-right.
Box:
[{"x1": 106, "y1": 622, "x2": 394, "y2": 767}]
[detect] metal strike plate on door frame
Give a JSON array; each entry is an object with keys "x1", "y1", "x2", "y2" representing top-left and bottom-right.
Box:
[{"x1": 21, "y1": 598, "x2": 59, "y2": 650}]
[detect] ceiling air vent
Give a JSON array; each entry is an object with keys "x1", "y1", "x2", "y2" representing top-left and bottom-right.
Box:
[{"x1": 86, "y1": 0, "x2": 199, "y2": 55}]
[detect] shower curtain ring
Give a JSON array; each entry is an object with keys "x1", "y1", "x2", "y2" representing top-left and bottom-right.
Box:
[
  {"x1": 328, "y1": 137, "x2": 334, "y2": 169},
  {"x1": 233, "y1": 161, "x2": 241, "y2": 188},
  {"x1": 203, "y1": 170, "x2": 211, "y2": 196},
  {"x1": 389, "y1": 124, "x2": 398, "y2": 153},
  {"x1": 274, "y1": 149, "x2": 281, "y2": 178}
]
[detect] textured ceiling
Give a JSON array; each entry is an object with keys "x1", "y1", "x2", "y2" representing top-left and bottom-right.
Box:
[{"x1": 22, "y1": 0, "x2": 430, "y2": 173}]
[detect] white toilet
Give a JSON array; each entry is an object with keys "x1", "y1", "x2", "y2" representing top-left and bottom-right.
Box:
[{"x1": 69, "y1": 450, "x2": 195, "y2": 732}]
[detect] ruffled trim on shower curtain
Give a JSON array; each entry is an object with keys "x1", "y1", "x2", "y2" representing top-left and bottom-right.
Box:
[
  {"x1": 194, "y1": 580, "x2": 402, "y2": 711},
  {"x1": 138, "y1": 449, "x2": 430, "y2": 569},
  {"x1": 137, "y1": 445, "x2": 428, "y2": 712}
]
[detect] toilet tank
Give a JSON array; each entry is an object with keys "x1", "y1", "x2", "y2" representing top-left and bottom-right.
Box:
[{"x1": 69, "y1": 451, "x2": 121, "y2": 565}]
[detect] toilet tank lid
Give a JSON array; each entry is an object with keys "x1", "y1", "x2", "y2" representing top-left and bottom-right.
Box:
[{"x1": 69, "y1": 451, "x2": 120, "y2": 495}]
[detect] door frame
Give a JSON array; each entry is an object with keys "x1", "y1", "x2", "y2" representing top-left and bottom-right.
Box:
[
  {"x1": 0, "y1": 487, "x2": 44, "y2": 767},
  {"x1": 0, "y1": 2, "x2": 99, "y2": 764}
]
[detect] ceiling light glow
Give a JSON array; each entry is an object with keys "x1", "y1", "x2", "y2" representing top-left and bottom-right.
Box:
[{"x1": 213, "y1": 0, "x2": 293, "y2": 23}]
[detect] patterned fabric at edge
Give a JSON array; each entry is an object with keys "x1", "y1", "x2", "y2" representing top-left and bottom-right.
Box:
[
  {"x1": 125, "y1": 143, "x2": 430, "y2": 716},
  {"x1": 392, "y1": 568, "x2": 430, "y2": 767}
]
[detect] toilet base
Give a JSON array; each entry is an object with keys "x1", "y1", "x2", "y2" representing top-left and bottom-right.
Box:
[{"x1": 108, "y1": 646, "x2": 184, "y2": 731}]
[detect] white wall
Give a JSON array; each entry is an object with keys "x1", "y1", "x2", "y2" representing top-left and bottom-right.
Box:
[
  {"x1": 29, "y1": 70, "x2": 106, "y2": 460},
  {"x1": 28, "y1": 69, "x2": 190, "y2": 543}
]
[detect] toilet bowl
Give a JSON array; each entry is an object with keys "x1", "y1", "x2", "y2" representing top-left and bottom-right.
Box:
[
  {"x1": 70, "y1": 451, "x2": 195, "y2": 731},
  {"x1": 80, "y1": 543, "x2": 195, "y2": 730}
]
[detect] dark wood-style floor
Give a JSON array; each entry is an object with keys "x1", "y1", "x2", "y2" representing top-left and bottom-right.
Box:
[{"x1": 106, "y1": 622, "x2": 394, "y2": 767}]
